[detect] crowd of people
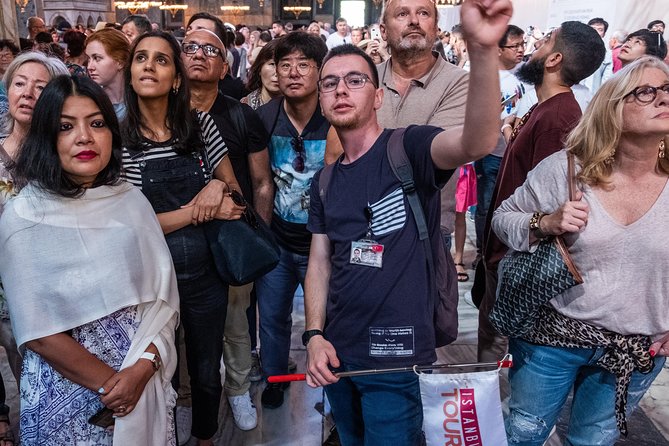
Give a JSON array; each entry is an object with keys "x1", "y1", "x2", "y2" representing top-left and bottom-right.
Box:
[{"x1": 0, "y1": 0, "x2": 668, "y2": 445}]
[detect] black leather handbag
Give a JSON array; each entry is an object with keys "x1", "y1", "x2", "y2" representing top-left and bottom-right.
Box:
[
  {"x1": 205, "y1": 190, "x2": 280, "y2": 286},
  {"x1": 489, "y1": 152, "x2": 584, "y2": 337}
]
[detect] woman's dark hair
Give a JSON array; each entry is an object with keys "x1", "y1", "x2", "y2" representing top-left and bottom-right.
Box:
[
  {"x1": 625, "y1": 29, "x2": 668, "y2": 60},
  {"x1": 246, "y1": 38, "x2": 280, "y2": 91},
  {"x1": 258, "y1": 31, "x2": 272, "y2": 44},
  {"x1": 0, "y1": 39, "x2": 20, "y2": 55},
  {"x1": 14, "y1": 75, "x2": 122, "y2": 198},
  {"x1": 123, "y1": 30, "x2": 203, "y2": 155},
  {"x1": 63, "y1": 30, "x2": 86, "y2": 57},
  {"x1": 34, "y1": 31, "x2": 53, "y2": 44}
]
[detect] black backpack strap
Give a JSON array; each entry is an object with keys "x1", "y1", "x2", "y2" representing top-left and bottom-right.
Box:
[
  {"x1": 317, "y1": 163, "x2": 335, "y2": 204},
  {"x1": 386, "y1": 128, "x2": 430, "y2": 243},
  {"x1": 386, "y1": 127, "x2": 436, "y2": 279}
]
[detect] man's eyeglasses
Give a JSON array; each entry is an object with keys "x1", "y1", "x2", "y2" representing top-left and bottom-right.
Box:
[
  {"x1": 291, "y1": 136, "x2": 306, "y2": 173},
  {"x1": 318, "y1": 73, "x2": 374, "y2": 93},
  {"x1": 229, "y1": 190, "x2": 259, "y2": 229},
  {"x1": 624, "y1": 83, "x2": 669, "y2": 104},
  {"x1": 277, "y1": 61, "x2": 317, "y2": 76},
  {"x1": 182, "y1": 42, "x2": 223, "y2": 58},
  {"x1": 500, "y1": 42, "x2": 525, "y2": 50}
]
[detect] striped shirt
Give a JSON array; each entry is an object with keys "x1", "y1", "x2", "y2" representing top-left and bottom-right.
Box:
[{"x1": 121, "y1": 111, "x2": 228, "y2": 188}]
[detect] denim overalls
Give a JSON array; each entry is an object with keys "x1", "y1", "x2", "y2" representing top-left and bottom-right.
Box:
[{"x1": 136, "y1": 148, "x2": 227, "y2": 440}]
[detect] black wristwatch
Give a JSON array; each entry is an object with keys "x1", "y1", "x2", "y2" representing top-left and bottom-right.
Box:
[{"x1": 302, "y1": 329, "x2": 324, "y2": 346}]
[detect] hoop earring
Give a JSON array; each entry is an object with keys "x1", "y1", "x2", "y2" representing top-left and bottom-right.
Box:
[{"x1": 659, "y1": 139, "x2": 666, "y2": 159}]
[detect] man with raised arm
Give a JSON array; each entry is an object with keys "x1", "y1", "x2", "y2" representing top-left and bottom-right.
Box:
[{"x1": 303, "y1": 1, "x2": 512, "y2": 444}]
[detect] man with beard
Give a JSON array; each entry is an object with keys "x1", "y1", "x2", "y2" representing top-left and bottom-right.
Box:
[
  {"x1": 376, "y1": 0, "x2": 468, "y2": 130},
  {"x1": 323, "y1": 0, "x2": 468, "y2": 158},
  {"x1": 476, "y1": 21, "x2": 605, "y2": 362}
]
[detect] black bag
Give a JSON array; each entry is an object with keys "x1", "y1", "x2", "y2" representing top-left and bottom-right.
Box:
[
  {"x1": 318, "y1": 128, "x2": 459, "y2": 347},
  {"x1": 489, "y1": 152, "x2": 583, "y2": 337},
  {"x1": 205, "y1": 190, "x2": 280, "y2": 286}
]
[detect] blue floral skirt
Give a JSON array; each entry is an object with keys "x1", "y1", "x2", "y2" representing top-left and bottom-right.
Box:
[{"x1": 20, "y1": 307, "x2": 139, "y2": 445}]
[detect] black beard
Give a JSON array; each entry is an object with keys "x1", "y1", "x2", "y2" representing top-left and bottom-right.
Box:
[{"x1": 516, "y1": 56, "x2": 546, "y2": 86}]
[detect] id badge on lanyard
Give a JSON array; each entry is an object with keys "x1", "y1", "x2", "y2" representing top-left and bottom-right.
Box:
[{"x1": 350, "y1": 205, "x2": 384, "y2": 268}]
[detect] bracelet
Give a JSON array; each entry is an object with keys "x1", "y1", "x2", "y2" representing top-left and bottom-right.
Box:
[
  {"x1": 500, "y1": 123, "x2": 513, "y2": 134},
  {"x1": 529, "y1": 212, "x2": 548, "y2": 239}
]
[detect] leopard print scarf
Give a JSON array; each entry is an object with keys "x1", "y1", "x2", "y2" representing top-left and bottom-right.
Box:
[{"x1": 522, "y1": 305, "x2": 654, "y2": 436}]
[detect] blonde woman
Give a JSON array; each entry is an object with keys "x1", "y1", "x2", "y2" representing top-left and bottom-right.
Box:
[{"x1": 493, "y1": 55, "x2": 669, "y2": 445}]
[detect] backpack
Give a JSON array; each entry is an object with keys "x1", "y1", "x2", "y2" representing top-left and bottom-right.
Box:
[{"x1": 317, "y1": 128, "x2": 459, "y2": 347}]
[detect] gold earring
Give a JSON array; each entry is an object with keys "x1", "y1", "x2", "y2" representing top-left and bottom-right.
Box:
[
  {"x1": 659, "y1": 139, "x2": 666, "y2": 159},
  {"x1": 604, "y1": 147, "x2": 615, "y2": 165}
]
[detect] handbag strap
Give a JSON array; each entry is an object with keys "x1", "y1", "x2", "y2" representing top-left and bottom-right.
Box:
[{"x1": 566, "y1": 150, "x2": 576, "y2": 201}]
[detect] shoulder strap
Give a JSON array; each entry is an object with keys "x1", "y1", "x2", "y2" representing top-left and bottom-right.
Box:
[
  {"x1": 386, "y1": 128, "x2": 429, "y2": 242},
  {"x1": 566, "y1": 150, "x2": 576, "y2": 201},
  {"x1": 317, "y1": 163, "x2": 335, "y2": 204},
  {"x1": 385, "y1": 128, "x2": 437, "y2": 287},
  {"x1": 222, "y1": 94, "x2": 248, "y2": 145}
]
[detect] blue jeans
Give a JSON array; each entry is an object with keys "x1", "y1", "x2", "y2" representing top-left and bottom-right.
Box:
[
  {"x1": 325, "y1": 364, "x2": 424, "y2": 446},
  {"x1": 256, "y1": 244, "x2": 308, "y2": 376},
  {"x1": 474, "y1": 154, "x2": 501, "y2": 251},
  {"x1": 506, "y1": 338, "x2": 666, "y2": 446}
]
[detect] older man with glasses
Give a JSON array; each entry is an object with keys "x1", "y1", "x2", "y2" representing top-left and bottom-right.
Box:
[
  {"x1": 180, "y1": 28, "x2": 273, "y2": 432},
  {"x1": 254, "y1": 31, "x2": 329, "y2": 410}
]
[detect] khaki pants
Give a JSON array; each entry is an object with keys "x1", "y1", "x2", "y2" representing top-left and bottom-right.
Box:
[{"x1": 223, "y1": 283, "x2": 254, "y2": 396}]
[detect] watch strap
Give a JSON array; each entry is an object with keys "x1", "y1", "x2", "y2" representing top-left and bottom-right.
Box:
[
  {"x1": 302, "y1": 329, "x2": 324, "y2": 346},
  {"x1": 140, "y1": 352, "x2": 160, "y2": 371}
]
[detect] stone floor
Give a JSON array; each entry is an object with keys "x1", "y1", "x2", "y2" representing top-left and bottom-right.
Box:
[{"x1": 1, "y1": 220, "x2": 667, "y2": 445}]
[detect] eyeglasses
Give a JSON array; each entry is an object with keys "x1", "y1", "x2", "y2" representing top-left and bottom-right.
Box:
[
  {"x1": 277, "y1": 61, "x2": 317, "y2": 77},
  {"x1": 182, "y1": 42, "x2": 223, "y2": 58},
  {"x1": 291, "y1": 136, "x2": 306, "y2": 172},
  {"x1": 501, "y1": 42, "x2": 525, "y2": 50},
  {"x1": 318, "y1": 73, "x2": 374, "y2": 93},
  {"x1": 624, "y1": 83, "x2": 669, "y2": 104},
  {"x1": 229, "y1": 190, "x2": 259, "y2": 229}
]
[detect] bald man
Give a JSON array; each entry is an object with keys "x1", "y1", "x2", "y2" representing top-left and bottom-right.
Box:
[
  {"x1": 27, "y1": 17, "x2": 46, "y2": 40},
  {"x1": 181, "y1": 28, "x2": 272, "y2": 432}
]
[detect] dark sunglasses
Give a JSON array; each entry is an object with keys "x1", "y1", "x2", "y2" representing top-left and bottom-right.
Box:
[
  {"x1": 229, "y1": 190, "x2": 258, "y2": 229},
  {"x1": 291, "y1": 136, "x2": 306, "y2": 173}
]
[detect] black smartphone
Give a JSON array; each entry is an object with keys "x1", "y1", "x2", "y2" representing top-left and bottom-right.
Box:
[{"x1": 88, "y1": 407, "x2": 115, "y2": 428}]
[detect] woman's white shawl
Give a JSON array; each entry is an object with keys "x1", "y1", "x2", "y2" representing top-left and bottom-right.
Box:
[{"x1": 0, "y1": 182, "x2": 180, "y2": 446}]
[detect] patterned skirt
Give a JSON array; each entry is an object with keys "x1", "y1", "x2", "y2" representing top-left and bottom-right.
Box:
[{"x1": 20, "y1": 306, "x2": 142, "y2": 445}]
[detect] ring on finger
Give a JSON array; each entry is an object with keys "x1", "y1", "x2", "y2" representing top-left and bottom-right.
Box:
[{"x1": 118, "y1": 405, "x2": 127, "y2": 412}]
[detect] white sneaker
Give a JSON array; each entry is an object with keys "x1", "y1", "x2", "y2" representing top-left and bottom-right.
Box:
[
  {"x1": 175, "y1": 406, "x2": 192, "y2": 445},
  {"x1": 228, "y1": 391, "x2": 258, "y2": 431}
]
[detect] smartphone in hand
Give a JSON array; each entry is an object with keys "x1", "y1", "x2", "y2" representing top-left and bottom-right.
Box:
[{"x1": 88, "y1": 407, "x2": 115, "y2": 429}]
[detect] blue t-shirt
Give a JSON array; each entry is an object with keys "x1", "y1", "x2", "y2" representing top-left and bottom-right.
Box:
[
  {"x1": 307, "y1": 126, "x2": 453, "y2": 368},
  {"x1": 258, "y1": 98, "x2": 328, "y2": 254}
]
